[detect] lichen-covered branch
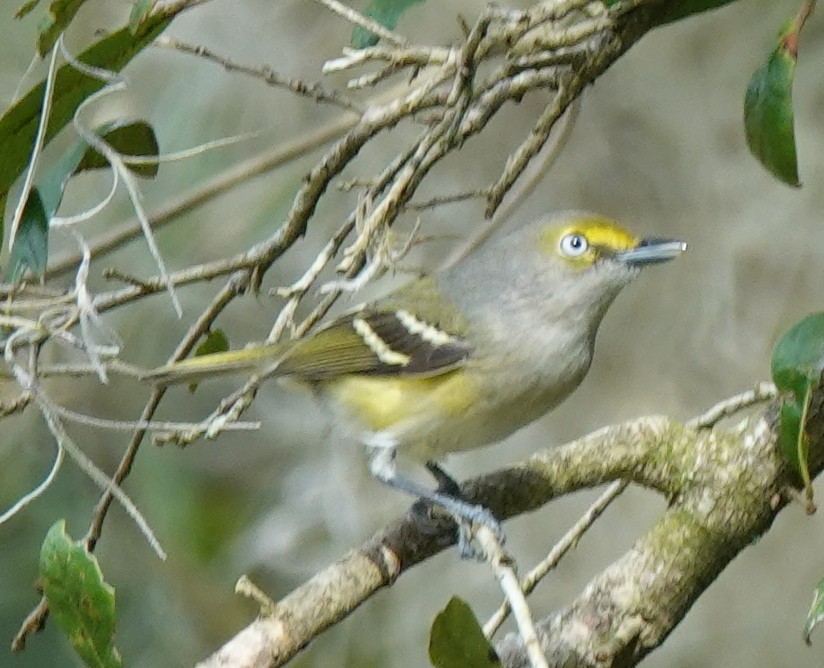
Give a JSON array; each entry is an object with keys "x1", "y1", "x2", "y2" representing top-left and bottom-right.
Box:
[{"x1": 198, "y1": 389, "x2": 822, "y2": 668}]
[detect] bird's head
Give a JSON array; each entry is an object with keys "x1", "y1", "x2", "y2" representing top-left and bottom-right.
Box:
[
  {"x1": 442, "y1": 211, "x2": 686, "y2": 342},
  {"x1": 535, "y1": 213, "x2": 686, "y2": 274},
  {"x1": 492, "y1": 211, "x2": 687, "y2": 330}
]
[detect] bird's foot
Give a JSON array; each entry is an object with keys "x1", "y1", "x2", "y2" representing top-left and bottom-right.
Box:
[{"x1": 455, "y1": 504, "x2": 504, "y2": 560}]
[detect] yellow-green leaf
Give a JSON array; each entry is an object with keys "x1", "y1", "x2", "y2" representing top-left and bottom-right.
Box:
[
  {"x1": 37, "y1": 0, "x2": 92, "y2": 56},
  {"x1": 189, "y1": 329, "x2": 230, "y2": 392},
  {"x1": 195, "y1": 329, "x2": 230, "y2": 358},
  {"x1": 40, "y1": 521, "x2": 122, "y2": 668},
  {"x1": 16, "y1": 0, "x2": 43, "y2": 18}
]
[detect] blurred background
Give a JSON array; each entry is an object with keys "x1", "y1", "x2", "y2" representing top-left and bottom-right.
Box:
[{"x1": 1, "y1": 1, "x2": 823, "y2": 666}]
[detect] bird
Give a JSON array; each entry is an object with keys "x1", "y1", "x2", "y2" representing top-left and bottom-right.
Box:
[{"x1": 143, "y1": 211, "x2": 686, "y2": 553}]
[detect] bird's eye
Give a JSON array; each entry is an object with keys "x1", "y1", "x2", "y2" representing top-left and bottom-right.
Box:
[{"x1": 559, "y1": 233, "x2": 589, "y2": 258}]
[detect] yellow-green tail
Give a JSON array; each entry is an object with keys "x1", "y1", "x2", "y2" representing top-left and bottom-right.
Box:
[{"x1": 141, "y1": 345, "x2": 282, "y2": 387}]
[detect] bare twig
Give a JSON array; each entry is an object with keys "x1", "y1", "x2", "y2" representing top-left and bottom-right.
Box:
[
  {"x1": 443, "y1": 97, "x2": 582, "y2": 269},
  {"x1": 475, "y1": 526, "x2": 549, "y2": 668},
  {"x1": 484, "y1": 480, "x2": 628, "y2": 638},
  {"x1": 158, "y1": 37, "x2": 362, "y2": 112},
  {"x1": 688, "y1": 381, "x2": 777, "y2": 429}
]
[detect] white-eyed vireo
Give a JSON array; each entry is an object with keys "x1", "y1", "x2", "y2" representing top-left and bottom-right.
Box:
[{"x1": 144, "y1": 211, "x2": 685, "y2": 550}]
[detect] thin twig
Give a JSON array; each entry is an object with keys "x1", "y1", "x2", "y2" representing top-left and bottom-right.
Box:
[
  {"x1": 688, "y1": 382, "x2": 777, "y2": 430},
  {"x1": 484, "y1": 480, "x2": 628, "y2": 638},
  {"x1": 159, "y1": 37, "x2": 362, "y2": 112},
  {"x1": 443, "y1": 97, "x2": 582, "y2": 269},
  {"x1": 475, "y1": 526, "x2": 549, "y2": 668}
]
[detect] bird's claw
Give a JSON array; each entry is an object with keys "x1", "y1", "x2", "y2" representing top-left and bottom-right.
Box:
[{"x1": 456, "y1": 505, "x2": 504, "y2": 560}]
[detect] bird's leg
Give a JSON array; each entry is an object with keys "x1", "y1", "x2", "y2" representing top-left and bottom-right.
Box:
[
  {"x1": 424, "y1": 461, "x2": 463, "y2": 497},
  {"x1": 368, "y1": 448, "x2": 503, "y2": 558}
]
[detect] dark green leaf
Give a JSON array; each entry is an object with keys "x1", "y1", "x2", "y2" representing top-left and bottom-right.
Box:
[
  {"x1": 351, "y1": 0, "x2": 425, "y2": 48},
  {"x1": 19, "y1": 118, "x2": 160, "y2": 255},
  {"x1": 805, "y1": 577, "x2": 824, "y2": 644},
  {"x1": 37, "y1": 0, "x2": 91, "y2": 56},
  {"x1": 16, "y1": 0, "x2": 43, "y2": 18},
  {"x1": 36, "y1": 136, "x2": 91, "y2": 218},
  {"x1": 7, "y1": 189, "x2": 49, "y2": 283},
  {"x1": 744, "y1": 27, "x2": 800, "y2": 187},
  {"x1": 76, "y1": 120, "x2": 160, "y2": 178},
  {"x1": 189, "y1": 329, "x2": 230, "y2": 392},
  {"x1": 40, "y1": 521, "x2": 122, "y2": 668},
  {"x1": 777, "y1": 401, "x2": 803, "y2": 474},
  {"x1": 129, "y1": 0, "x2": 154, "y2": 35},
  {"x1": 429, "y1": 597, "x2": 500, "y2": 668},
  {"x1": 653, "y1": 0, "x2": 739, "y2": 24},
  {"x1": 771, "y1": 312, "x2": 824, "y2": 400},
  {"x1": 0, "y1": 13, "x2": 175, "y2": 227},
  {"x1": 771, "y1": 313, "x2": 824, "y2": 502}
]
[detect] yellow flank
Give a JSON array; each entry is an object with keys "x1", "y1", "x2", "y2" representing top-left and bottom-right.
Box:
[
  {"x1": 538, "y1": 215, "x2": 639, "y2": 268},
  {"x1": 324, "y1": 370, "x2": 476, "y2": 432}
]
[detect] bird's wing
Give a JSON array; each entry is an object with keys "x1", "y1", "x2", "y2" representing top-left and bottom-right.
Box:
[
  {"x1": 277, "y1": 309, "x2": 471, "y2": 380},
  {"x1": 277, "y1": 277, "x2": 472, "y2": 380}
]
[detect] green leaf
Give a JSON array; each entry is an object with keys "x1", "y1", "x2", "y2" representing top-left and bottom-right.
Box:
[
  {"x1": 771, "y1": 312, "x2": 824, "y2": 400},
  {"x1": 37, "y1": 139, "x2": 89, "y2": 217},
  {"x1": 195, "y1": 329, "x2": 230, "y2": 358},
  {"x1": 771, "y1": 312, "x2": 824, "y2": 506},
  {"x1": 0, "y1": 13, "x2": 174, "y2": 228},
  {"x1": 129, "y1": 0, "x2": 154, "y2": 35},
  {"x1": 777, "y1": 401, "x2": 803, "y2": 473},
  {"x1": 16, "y1": 0, "x2": 43, "y2": 18},
  {"x1": 40, "y1": 521, "x2": 122, "y2": 668},
  {"x1": 37, "y1": 0, "x2": 91, "y2": 56},
  {"x1": 36, "y1": 119, "x2": 159, "y2": 220},
  {"x1": 805, "y1": 577, "x2": 824, "y2": 644},
  {"x1": 7, "y1": 189, "x2": 49, "y2": 283},
  {"x1": 429, "y1": 597, "x2": 500, "y2": 668},
  {"x1": 190, "y1": 329, "x2": 230, "y2": 392},
  {"x1": 744, "y1": 25, "x2": 800, "y2": 187},
  {"x1": 351, "y1": 0, "x2": 425, "y2": 49},
  {"x1": 76, "y1": 120, "x2": 160, "y2": 178}
]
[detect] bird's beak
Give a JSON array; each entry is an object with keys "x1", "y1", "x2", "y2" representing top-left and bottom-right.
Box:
[{"x1": 614, "y1": 238, "x2": 687, "y2": 266}]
